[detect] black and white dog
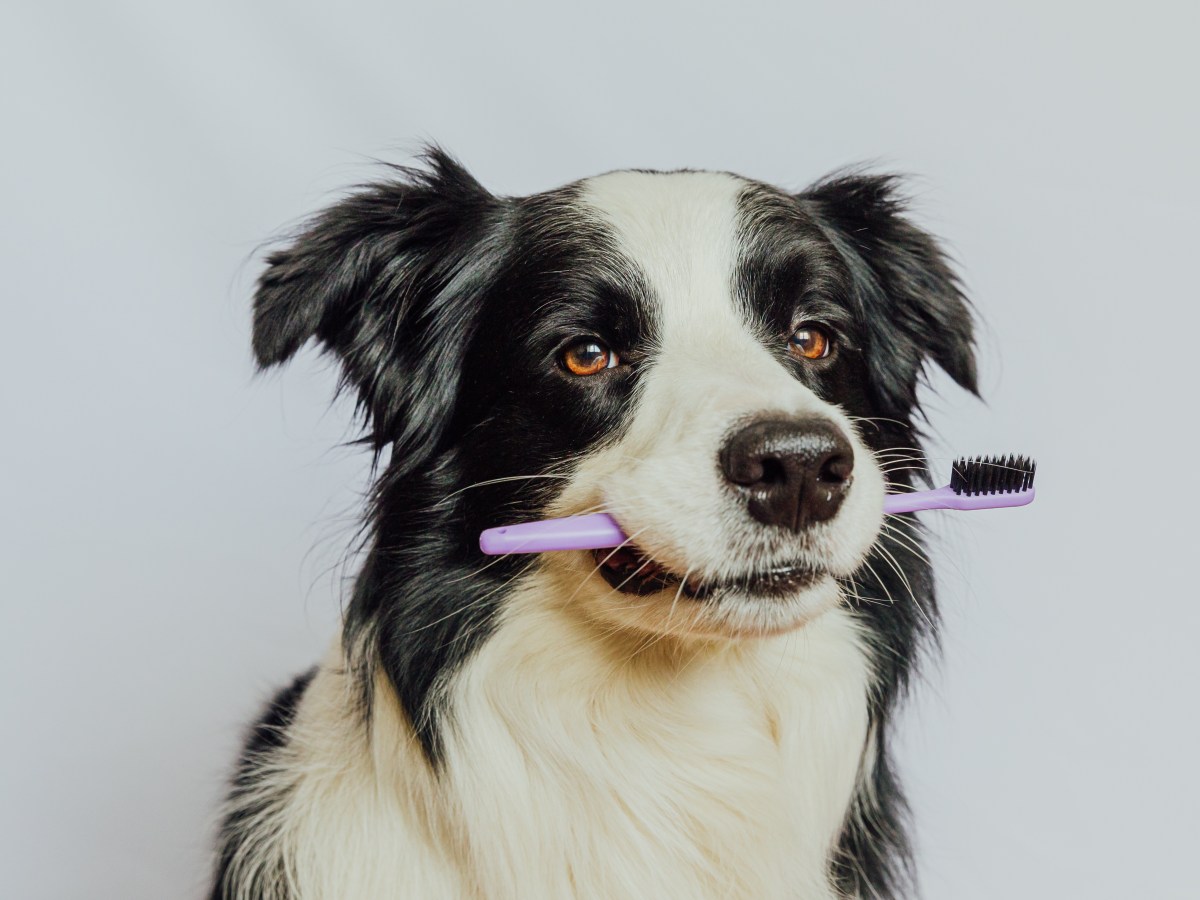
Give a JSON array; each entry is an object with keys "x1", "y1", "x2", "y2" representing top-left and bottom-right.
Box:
[{"x1": 211, "y1": 150, "x2": 976, "y2": 900}]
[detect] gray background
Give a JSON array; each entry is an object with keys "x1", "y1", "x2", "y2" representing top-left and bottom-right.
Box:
[{"x1": 3, "y1": 1, "x2": 1197, "y2": 897}]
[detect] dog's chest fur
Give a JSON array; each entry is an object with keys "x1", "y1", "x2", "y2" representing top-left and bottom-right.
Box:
[{"x1": 253, "y1": 586, "x2": 871, "y2": 900}]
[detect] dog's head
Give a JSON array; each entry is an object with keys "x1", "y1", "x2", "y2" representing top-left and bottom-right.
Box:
[{"x1": 254, "y1": 149, "x2": 974, "y2": 644}]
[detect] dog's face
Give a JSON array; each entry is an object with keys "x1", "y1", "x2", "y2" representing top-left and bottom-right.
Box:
[
  {"x1": 253, "y1": 151, "x2": 975, "y2": 644},
  {"x1": 480, "y1": 171, "x2": 892, "y2": 639}
]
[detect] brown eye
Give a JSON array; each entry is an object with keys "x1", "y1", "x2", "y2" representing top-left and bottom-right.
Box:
[
  {"x1": 561, "y1": 340, "x2": 619, "y2": 376},
  {"x1": 788, "y1": 324, "x2": 832, "y2": 360}
]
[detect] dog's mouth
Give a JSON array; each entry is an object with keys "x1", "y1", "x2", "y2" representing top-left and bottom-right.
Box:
[{"x1": 593, "y1": 545, "x2": 824, "y2": 599}]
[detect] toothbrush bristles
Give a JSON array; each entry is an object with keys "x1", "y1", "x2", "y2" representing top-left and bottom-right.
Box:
[{"x1": 949, "y1": 454, "x2": 1036, "y2": 496}]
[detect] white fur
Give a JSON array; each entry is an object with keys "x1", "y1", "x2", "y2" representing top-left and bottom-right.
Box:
[
  {"x1": 223, "y1": 597, "x2": 871, "y2": 900},
  {"x1": 442, "y1": 574, "x2": 872, "y2": 900},
  {"x1": 222, "y1": 171, "x2": 886, "y2": 899}
]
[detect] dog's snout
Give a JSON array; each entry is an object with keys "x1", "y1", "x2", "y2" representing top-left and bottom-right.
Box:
[{"x1": 719, "y1": 418, "x2": 854, "y2": 530}]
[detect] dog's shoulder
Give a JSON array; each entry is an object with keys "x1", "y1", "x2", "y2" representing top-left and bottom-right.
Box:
[{"x1": 209, "y1": 668, "x2": 315, "y2": 900}]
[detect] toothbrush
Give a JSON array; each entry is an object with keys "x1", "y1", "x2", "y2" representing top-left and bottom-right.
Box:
[{"x1": 479, "y1": 454, "x2": 1036, "y2": 556}]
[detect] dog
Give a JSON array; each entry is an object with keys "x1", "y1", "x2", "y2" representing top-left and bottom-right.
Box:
[{"x1": 210, "y1": 149, "x2": 976, "y2": 900}]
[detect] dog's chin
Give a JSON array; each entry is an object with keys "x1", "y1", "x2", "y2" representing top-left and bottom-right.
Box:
[{"x1": 587, "y1": 544, "x2": 844, "y2": 640}]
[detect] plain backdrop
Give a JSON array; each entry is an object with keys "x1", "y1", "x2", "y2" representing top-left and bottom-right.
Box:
[{"x1": 3, "y1": 1, "x2": 1198, "y2": 897}]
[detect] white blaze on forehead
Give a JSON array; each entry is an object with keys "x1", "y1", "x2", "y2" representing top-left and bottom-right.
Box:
[
  {"x1": 579, "y1": 170, "x2": 794, "y2": 413},
  {"x1": 579, "y1": 170, "x2": 746, "y2": 336}
]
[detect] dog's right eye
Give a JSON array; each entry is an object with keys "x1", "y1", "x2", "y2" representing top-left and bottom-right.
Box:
[
  {"x1": 788, "y1": 324, "x2": 833, "y2": 361},
  {"x1": 560, "y1": 340, "x2": 619, "y2": 377}
]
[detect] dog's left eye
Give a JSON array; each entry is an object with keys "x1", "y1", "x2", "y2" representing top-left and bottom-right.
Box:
[{"x1": 788, "y1": 324, "x2": 833, "y2": 360}]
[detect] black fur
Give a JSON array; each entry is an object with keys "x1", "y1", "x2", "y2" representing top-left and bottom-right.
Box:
[{"x1": 217, "y1": 149, "x2": 975, "y2": 899}]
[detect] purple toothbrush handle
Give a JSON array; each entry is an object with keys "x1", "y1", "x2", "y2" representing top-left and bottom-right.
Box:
[
  {"x1": 883, "y1": 485, "x2": 1036, "y2": 514},
  {"x1": 479, "y1": 513, "x2": 626, "y2": 555},
  {"x1": 480, "y1": 487, "x2": 1036, "y2": 554}
]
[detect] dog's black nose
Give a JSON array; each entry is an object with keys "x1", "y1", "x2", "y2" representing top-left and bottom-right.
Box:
[{"x1": 720, "y1": 418, "x2": 854, "y2": 530}]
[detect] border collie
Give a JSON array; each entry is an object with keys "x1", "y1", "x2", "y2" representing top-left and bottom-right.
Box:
[{"x1": 211, "y1": 150, "x2": 976, "y2": 900}]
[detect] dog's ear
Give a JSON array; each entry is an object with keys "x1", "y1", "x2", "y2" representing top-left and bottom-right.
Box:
[
  {"x1": 253, "y1": 149, "x2": 508, "y2": 463},
  {"x1": 801, "y1": 173, "x2": 977, "y2": 415}
]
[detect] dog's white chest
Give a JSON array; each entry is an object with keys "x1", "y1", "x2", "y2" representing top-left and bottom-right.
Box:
[{"x1": 440, "y1": 602, "x2": 873, "y2": 900}]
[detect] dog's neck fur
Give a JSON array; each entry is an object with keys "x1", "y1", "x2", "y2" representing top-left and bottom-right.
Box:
[{"x1": 245, "y1": 569, "x2": 873, "y2": 900}]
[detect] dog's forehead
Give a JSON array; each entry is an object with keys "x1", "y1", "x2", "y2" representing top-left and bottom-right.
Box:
[
  {"x1": 577, "y1": 169, "x2": 748, "y2": 234},
  {"x1": 576, "y1": 169, "x2": 749, "y2": 268},
  {"x1": 575, "y1": 170, "x2": 755, "y2": 332}
]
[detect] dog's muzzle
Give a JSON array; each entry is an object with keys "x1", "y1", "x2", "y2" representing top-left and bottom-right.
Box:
[{"x1": 719, "y1": 417, "x2": 854, "y2": 531}]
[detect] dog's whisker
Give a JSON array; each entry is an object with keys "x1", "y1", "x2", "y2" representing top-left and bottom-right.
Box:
[
  {"x1": 840, "y1": 574, "x2": 891, "y2": 609},
  {"x1": 401, "y1": 572, "x2": 527, "y2": 637},
  {"x1": 878, "y1": 464, "x2": 930, "y2": 477},
  {"x1": 875, "y1": 457, "x2": 929, "y2": 470},
  {"x1": 855, "y1": 556, "x2": 897, "y2": 609},
  {"x1": 882, "y1": 481, "x2": 923, "y2": 494},
  {"x1": 843, "y1": 415, "x2": 914, "y2": 430},
  {"x1": 633, "y1": 566, "x2": 694, "y2": 658},
  {"x1": 862, "y1": 550, "x2": 935, "y2": 634},
  {"x1": 558, "y1": 524, "x2": 657, "y2": 612},
  {"x1": 878, "y1": 523, "x2": 933, "y2": 567},
  {"x1": 873, "y1": 542, "x2": 920, "y2": 611},
  {"x1": 609, "y1": 553, "x2": 662, "y2": 597},
  {"x1": 442, "y1": 473, "x2": 574, "y2": 501}
]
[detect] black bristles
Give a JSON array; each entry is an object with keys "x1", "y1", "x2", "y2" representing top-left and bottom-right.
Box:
[{"x1": 949, "y1": 454, "x2": 1036, "y2": 495}]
